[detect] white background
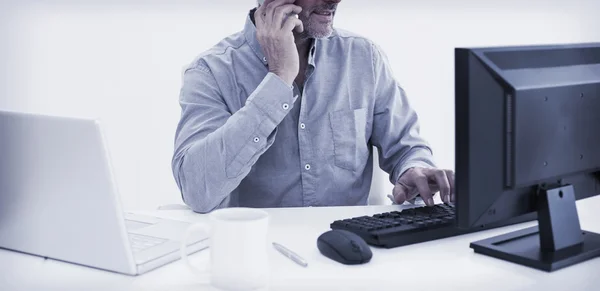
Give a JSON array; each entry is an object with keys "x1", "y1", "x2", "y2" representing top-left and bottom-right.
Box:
[{"x1": 1, "y1": 0, "x2": 599, "y2": 210}]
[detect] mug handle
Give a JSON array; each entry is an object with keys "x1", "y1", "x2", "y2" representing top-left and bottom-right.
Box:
[{"x1": 180, "y1": 223, "x2": 211, "y2": 282}]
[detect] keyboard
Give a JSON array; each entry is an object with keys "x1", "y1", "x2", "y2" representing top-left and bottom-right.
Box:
[
  {"x1": 128, "y1": 233, "x2": 167, "y2": 253},
  {"x1": 330, "y1": 204, "x2": 469, "y2": 248}
]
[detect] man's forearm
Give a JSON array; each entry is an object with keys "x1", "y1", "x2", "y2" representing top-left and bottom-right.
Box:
[{"x1": 172, "y1": 72, "x2": 295, "y2": 213}]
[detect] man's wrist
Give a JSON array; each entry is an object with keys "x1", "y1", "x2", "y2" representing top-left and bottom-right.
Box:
[
  {"x1": 269, "y1": 70, "x2": 294, "y2": 88},
  {"x1": 396, "y1": 167, "x2": 413, "y2": 184}
]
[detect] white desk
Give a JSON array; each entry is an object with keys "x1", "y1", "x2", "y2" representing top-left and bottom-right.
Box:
[{"x1": 2, "y1": 196, "x2": 600, "y2": 291}]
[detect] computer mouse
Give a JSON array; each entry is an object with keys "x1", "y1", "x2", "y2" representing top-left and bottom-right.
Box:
[{"x1": 317, "y1": 229, "x2": 372, "y2": 265}]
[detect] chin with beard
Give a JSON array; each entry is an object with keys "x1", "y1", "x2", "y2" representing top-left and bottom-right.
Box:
[{"x1": 296, "y1": 3, "x2": 337, "y2": 39}]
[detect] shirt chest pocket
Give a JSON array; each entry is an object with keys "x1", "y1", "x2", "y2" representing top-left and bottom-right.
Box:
[{"x1": 329, "y1": 107, "x2": 370, "y2": 172}]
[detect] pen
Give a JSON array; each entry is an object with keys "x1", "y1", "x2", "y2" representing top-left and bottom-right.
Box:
[{"x1": 272, "y1": 242, "x2": 308, "y2": 267}]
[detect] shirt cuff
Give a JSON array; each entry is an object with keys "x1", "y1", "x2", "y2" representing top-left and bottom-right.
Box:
[
  {"x1": 392, "y1": 148, "x2": 437, "y2": 185},
  {"x1": 245, "y1": 72, "x2": 296, "y2": 124}
]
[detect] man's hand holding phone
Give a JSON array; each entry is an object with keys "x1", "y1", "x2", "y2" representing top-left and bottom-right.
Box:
[{"x1": 254, "y1": 0, "x2": 304, "y2": 87}]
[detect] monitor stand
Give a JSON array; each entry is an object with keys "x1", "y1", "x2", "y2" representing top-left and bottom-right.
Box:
[{"x1": 470, "y1": 184, "x2": 600, "y2": 271}]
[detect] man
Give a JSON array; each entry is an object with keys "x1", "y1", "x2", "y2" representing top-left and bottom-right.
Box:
[{"x1": 172, "y1": 0, "x2": 455, "y2": 213}]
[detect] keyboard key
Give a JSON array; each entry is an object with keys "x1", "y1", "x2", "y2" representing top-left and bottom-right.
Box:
[{"x1": 128, "y1": 233, "x2": 167, "y2": 253}]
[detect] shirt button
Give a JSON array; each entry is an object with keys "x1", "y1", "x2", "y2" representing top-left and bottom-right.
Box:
[
  {"x1": 262, "y1": 57, "x2": 267, "y2": 63},
  {"x1": 305, "y1": 164, "x2": 311, "y2": 170},
  {"x1": 300, "y1": 123, "x2": 306, "y2": 129},
  {"x1": 282, "y1": 103, "x2": 289, "y2": 110},
  {"x1": 253, "y1": 137, "x2": 260, "y2": 143}
]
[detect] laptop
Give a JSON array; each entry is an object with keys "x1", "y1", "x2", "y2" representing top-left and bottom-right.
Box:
[{"x1": 0, "y1": 110, "x2": 209, "y2": 275}]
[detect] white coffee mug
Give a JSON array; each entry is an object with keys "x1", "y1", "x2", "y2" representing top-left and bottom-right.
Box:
[{"x1": 180, "y1": 207, "x2": 270, "y2": 291}]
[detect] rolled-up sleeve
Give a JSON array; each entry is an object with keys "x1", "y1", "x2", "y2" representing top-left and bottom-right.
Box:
[
  {"x1": 369, "y1": 43, "x2": 437, "y2": 185},
  {"x1": 172, "y1": 66, "x2": 295, "y2": 213}
]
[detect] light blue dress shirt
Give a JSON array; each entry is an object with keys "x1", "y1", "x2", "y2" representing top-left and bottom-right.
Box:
[{"x1": 172, "y1": 10, "x2": 436, "y2": 213}]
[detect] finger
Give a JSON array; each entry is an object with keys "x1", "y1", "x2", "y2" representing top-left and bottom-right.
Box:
[
  {"x1": 260, "y1": 0, "x2": 277, "y2": 6},
  {"x1": 273, "y1": 5, "x2": 302, "y2": 30},
  {"x1": 445, "y1": 170, "x2": 456, "y2": 203},
  {"x1": 255, "y1": 0, "x2": 273, "y2": 17},
  {"x1": 426, "y1": 183, "x2": 440, "y2": 196},
  {"x1": 432, "y1": 170, "x2": 451, "y2": 204},
  {"x1": 392, "y1": 183, "x2": 408, "y2": 205},
  {"x1": 414, "y1": 175, "x2": 434, "y2": 206},
  {"x1": 254, "y1": 6, "x2": 268, "y2": 30},
  {"x1": 282, "y1": 16, "x2": 304, "y2": 33},
  {"x1": 264, "y1": 0, "x2": 296, "y2": 25}
]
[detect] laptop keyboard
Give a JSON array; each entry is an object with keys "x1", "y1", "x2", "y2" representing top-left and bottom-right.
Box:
[
  {"x1": 129, "y1": 233, "x2": 167, "y2": 253},
  {"x1": 125, "y1": 219, "x2": 152, "y2": 231}
]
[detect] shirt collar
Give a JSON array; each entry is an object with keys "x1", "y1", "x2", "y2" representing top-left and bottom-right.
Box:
[
  {"x1": 308, "y1": 39, "x2": 317, "y2": 67},
  {"x1": 244, "y1": 9, "x2": 269, "y2": 66},
  {"x1": 244, "y1": 8, "x2": 324, "y2": 68}
]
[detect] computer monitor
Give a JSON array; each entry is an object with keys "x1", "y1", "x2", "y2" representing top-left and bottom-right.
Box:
[{"x1": 455, "y1": 43, "x2": 600, "y2": 271}]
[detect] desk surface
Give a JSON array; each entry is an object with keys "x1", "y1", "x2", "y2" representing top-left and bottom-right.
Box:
[{"x1": 2, "y1": 196, "x2": 600, "y2": 291}]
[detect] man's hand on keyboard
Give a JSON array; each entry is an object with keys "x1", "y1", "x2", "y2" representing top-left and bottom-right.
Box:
[{"x1": 392, "y1": 167, "x2": 455, "y2": 207}]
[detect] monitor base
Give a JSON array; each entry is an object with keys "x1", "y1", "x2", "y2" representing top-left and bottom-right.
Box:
[
  {"x1": 470, "y1": 226, "x2": 600, "y2": 272},
  {"x1": 470, "y1": 184, "x2": 600, "y2": 271}
]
